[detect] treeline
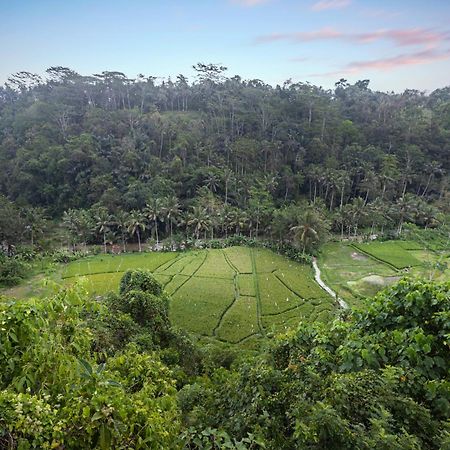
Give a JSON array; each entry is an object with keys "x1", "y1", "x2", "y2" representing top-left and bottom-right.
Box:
[{"x1": 0, "y1": 65, "x2": 449, "y2": 250}]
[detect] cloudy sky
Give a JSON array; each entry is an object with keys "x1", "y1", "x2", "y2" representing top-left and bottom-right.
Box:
[{"x1": 1, "y1": 0, "x2": 449, "y2": 92}]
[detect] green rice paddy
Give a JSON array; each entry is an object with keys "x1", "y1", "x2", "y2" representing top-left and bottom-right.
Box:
[
  {"x1": 61, "y1": 246, "x2": 336, "y2": 344},
  {"x1": 318, "y1": 240, "x2": 450, "y2": 307}
]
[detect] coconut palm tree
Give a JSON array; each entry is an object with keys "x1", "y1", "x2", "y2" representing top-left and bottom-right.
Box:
[
  {"x1": 187, "y1": 206, "x2": 211, "y2": 240},
  {"x1": 22, "y1": 206, "x2": 47, "y2": 249},
  {"x1": 163, "y1": 196, "x2": 180, "y2": 240},
  {"x1": 114, "y1": 210, "x2": 130, "y2": 252},
  {"x1": 290, "y1": 208, "x2": 329, "y2": 253},
  {"x1": 127, "y1": 210, "x2": 146, "y2": 252},
  {"x1": 144, "y1": 198, "x2": 164, "y2": 245},
  {"x1": 93, "y1": 207, "x2": 114, "y2": 253}
]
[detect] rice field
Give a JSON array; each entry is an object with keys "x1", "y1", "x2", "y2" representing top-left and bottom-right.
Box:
[
  {"x1": 318, "y1": 240, "x2": 450, "y2": 307},
  {"x1": 61, "y1": 246, "x2": 337, "y2": 344}
]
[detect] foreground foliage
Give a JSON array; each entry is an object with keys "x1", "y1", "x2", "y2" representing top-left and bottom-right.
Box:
[
  {"x1": 0, "y1": 273, "x2": 448, "y2": 448},
  {"x1": 180, "y1": 279, "x2": 450, "y2": 449},
  {"x1": 0, "y1": 274, "x2": 181, "y2": 449}
]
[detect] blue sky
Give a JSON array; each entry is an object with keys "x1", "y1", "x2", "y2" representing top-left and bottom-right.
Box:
[{"x1": 1, "y1": 0, "x2": 449, "y2": 92}]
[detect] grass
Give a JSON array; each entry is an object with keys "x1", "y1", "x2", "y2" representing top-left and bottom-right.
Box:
[
  {"x1": 274, "y1": 266, "x2": 324, "y2": 299},
  {"x1": 318, "y1": 240, "x2": 450, "y2": 306},
  {"x1": 258, "y1": 273, "x2": 305, "y2": 315},
  {"x1": 62, "y1": 252, "x2": 178, "y2": 278},
  {"x1": 237, "y1": 274, "x2": 256, "y2": 297},
  {"x1": 4, "y1": 246, "x2": 341, "y2": 345},
  {"x1": 170, "y1": 277, "x2": 235, "y2": 336},
  {"x1": 216, "y1": 296, "x2": 259, "y2": 343},
  {"x1": 223, "y1": 246, "x2": 253, "y2": 273},
  {"x1": 195, "y1": 250, "x2": 235, "y2": 279},
  {"x1": 353, "y1": 242, "x2": 421, "y2": 269}
]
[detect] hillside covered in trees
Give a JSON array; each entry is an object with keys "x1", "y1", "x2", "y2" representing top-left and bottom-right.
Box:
[{"x1": 0, "y1": 65, "x2": 449, "y2": 255}]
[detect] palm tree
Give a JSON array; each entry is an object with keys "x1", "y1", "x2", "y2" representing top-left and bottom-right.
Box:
[
  {"x1": 421, "y1": 161, "x2": 443, "y2": 197},
  {"x1": 347, "y1": 197, "x2": 367, "y2": 236},
  {"x1": 22, "y1": 206, "x2": 47, "y2": 249},
  {"x1": 127, "y1": 210, "x2": 146, "y2": 252},
  {"x1": 114, "y1": 210, "x2": 130, "y2": 252},
  {"x1": 62, "y1": 209, "x2": 79, "y2": 249},
  {"x1": 163, "y1": 196, "x2": 180, "y2": 240},
  {"x1": 93, "y1": 208, "x2": 113, "y2": 253},
  {"x1": 187, "y1": 206, "x2": 210, "y2": 240},
  {"x1": 144, "y1": 198, "x2": 164, "y2": 245},
  {"x1": 290, "y1": 208, "x2": 329, "y2": 254}
]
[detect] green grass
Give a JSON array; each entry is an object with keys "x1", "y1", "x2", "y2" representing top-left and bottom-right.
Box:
[
  {"x1": 353, "y1": 242, "x2": 420, "y2": 269},
  {"x1": 64, "y1": 272, "x2": 123, "y2": 296},
  {"x1": 195, "y1": 250, "x2": 235, "y2": 279},
  {"x1": 62, "y1": 252, "x2": 178, "y2": 278},
  {"x1": 275, "y1": 266, "x2": 324, "y2": 299},
  {"x1": 170, "y1": 277, "x2": 235, "y2": 336},
  {"x1": 396, "y1": 240, "x2": 424, "y2": 250},
  {"x1": 318, "y1": 240, "x2": 450, "y2": 306},
  {"x1": 216, "y1": 296, "x2": 259, "y2": 343},
  {"x1": 223, "y1": 246, "x2": 253, "y2": 273},
  {"x1": 237, "y1": 274, "x2": 256, "y2": 297},
  {"x1": 258, "y1": 273, "x2": 305, "y2": 315},
  {"x1": 5, "y1": 246, "x2": 341, "y2": 345},
  {"x1": 164, "y1": 274, "x2": 190, "y2": 296}
]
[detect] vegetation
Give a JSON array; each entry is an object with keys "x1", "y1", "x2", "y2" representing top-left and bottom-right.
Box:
[
  {"x1": 1, "y1": 274, "x2": 448, "y2": 448},
  {"x1": 0, "y1": 68, "x2": 449, "y2": 262},
  {"x1": 1, "y1": 66, "x2": 449, "y2": 447},
  {"x1": 57, "y1": 247, "x2": 331, "y2": 344}
]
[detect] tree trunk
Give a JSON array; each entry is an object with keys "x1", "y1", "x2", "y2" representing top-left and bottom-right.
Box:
[{"x1": 137, "y1": 229, "x2": 142, "y2": 252}]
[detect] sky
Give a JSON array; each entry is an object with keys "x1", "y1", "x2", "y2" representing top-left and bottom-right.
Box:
[{"x1": 1, "y1": 0, "x2": 450, "y2": 92}]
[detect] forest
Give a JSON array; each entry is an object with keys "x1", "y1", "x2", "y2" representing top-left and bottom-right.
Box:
[{"x1": 0, "y1": 66, "x2": 449, "y2": 449}]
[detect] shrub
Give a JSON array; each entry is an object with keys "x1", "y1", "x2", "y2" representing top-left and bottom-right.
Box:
[
  {"x1": 122, "y1": 289, "x2": 169, "y2": 330},
  {"x1": 0, "y1": 256, "x2": 28, "y2": 287},
  {"x1": 119, "y1": 269, "x2": 163, "y2": 296}
]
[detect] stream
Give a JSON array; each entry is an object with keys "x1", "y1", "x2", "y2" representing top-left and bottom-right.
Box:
[{"x1": 312, "y1": 257, "x2": 349, "y2": 309}]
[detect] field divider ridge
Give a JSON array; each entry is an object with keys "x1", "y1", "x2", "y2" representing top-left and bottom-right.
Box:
[
  {"x1": 212, "y1": 269, "x2": 240, "y2": 339},
  {"x1": 350, "y1": 244, "x2": 400, "y2": 271},
  {"x1": 250, "y1": 248, "x2": 265, "y2": 335},
  {"x1": 169, "y1": 251, "x2": 208, "y2": 296}
]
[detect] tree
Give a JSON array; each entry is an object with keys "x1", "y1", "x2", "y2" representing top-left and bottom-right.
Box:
[
  {"x1": 187, "y1": 206, "x2": 210, "y2": 239},
  {"x1": 126, "y1": 211, "x2": 146, "y2": 252},
  {"x1": 93, "y1": 207, "x2": 114, "y2": 253},
  {"x1": 144, "y1": 198, "x2": 164, "y2": 245},
  {"x1": 114, "y1": 210, "x2": 130, "y2": 252},
  {"x1": 22, "y1": 206, "x2": 48, "y2": 249},
  {"x1": 291, "y1": 206, "x2": 329, "y2": 253},
  {"x1": 163, "y1": 196, "x2": 180, "y2": 241}
]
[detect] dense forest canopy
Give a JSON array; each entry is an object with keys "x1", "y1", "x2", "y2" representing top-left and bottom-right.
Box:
[
  {"x1": 0, "y1": 65, "x2": 449, "y2": 254},
  {"x1": 1, "y1": 65, "x2": 449, "y2": 209}
]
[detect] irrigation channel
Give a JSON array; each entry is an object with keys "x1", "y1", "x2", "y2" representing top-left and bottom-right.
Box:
[{"x1": 312, "y1": 257, "x2": 349, "y2": 309}]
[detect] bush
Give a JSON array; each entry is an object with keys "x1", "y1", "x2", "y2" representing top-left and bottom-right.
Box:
[
  {"x1": 122, "y1": 289, "x2": 169, "y2": 330},
  {"x1": 119, "y1": 269, "x2": 163, "y2": 296},
  {"x1": 52, "y1": 249, "x2": 87, "y2": 263},
  {"x1": 0, "y1": 256, "x2": 28, "y2": 287}
]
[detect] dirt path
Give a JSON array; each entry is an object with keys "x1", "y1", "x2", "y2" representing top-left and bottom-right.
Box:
[{"x1": 312, "y1": 257, "x2": 349, "y2": 309}]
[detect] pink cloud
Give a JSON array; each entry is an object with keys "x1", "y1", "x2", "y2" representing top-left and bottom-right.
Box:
[
  {"x1": 309, "y1": 48, "x2": 450, "y2": 77},
  {"x1": 345, "y1": 48, "x2": 450, "y2": 72},
  {"x1": 355, "y1": 29, "x2": 448, "y2": 46},
  {"x1": 255, "y1": 27, "x2": 343, "y2": 43},
  {"x1": 256, "y1": 27, "x2": 450, "y2": 47},
  {"x1": 311, "y1": 0, "x2": 351, "y2": 11}
]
